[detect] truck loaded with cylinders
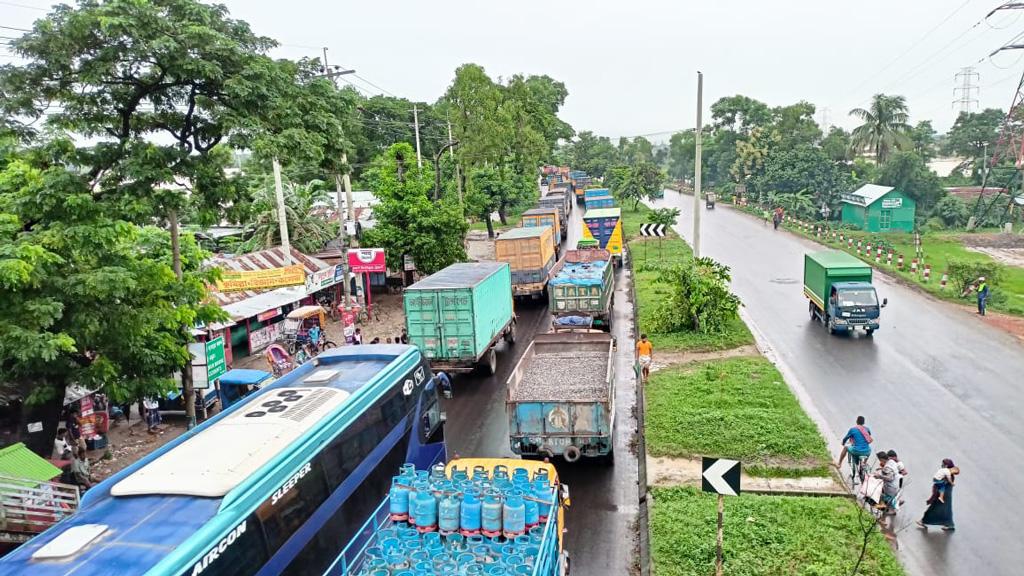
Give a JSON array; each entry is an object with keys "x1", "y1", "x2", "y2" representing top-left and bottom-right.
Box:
[
  {"x1": 804, "y1": 250, "x2": 887, "y2": 335},
  {"x1": 506, "y1": 332, "x2": 615, "y2": 464},
  {"x1": 548, "y1": 249, "x2": 615, "y2": 332}
]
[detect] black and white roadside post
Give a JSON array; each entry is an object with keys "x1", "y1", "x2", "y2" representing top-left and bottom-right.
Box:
[
  {"x1": 639, "y1": 223, "x2": 666, "y2": 260},
  {"x1": 702, "y1": 457, "x2": 741, "y2": 576}
]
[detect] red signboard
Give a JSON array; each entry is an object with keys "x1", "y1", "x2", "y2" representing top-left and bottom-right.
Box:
[{"x1": 347, "y1": 248, "x2": 386, "y2": 273}]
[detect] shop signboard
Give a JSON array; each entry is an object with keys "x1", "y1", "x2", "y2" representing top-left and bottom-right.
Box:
[
  {"x1": 404, "y1": 254, "x2": 416, "y2": 271},
  {"x1": 306, "y1": 264, "x2": 345, "y2": 292},
  {"x1": 257, "y1": 307, "x2": 282, "y2": 322},
  {"x1": 881, "y1": 197, "x2": 903, "y2": 208},
  {"x1": 248, "y1": 322, "x2": 282, "y2": 353},
  {"x1": 215, "y1": 264, "x2": 306, "y2": 292},
  {"x1": 348, "y1": 248, "x2": 386, "y2": 273},
  {"x1": 205, "y1": 336, "x2": 227, "y2": 383}
]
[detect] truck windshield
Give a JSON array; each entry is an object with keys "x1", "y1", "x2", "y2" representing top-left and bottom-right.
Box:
[{"x1": 838, "y1": 289, "x2": 878, "y2": 307}]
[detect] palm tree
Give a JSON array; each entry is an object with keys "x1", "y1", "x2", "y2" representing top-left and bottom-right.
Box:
[
  {"x1": 243, "y1": 178, "x2": 336, "y2": 254},
  {"x1": 849, "y1": 94, "x2": 913, "y2": 164}
]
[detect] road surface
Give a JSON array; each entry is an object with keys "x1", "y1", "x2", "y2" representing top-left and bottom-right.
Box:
[
  {"x1": 652, "y1": 190, "x2": 1024, "y2": 576},
  {"x1": 444, "y1": 194, "x2": 641, "y2": 576}
]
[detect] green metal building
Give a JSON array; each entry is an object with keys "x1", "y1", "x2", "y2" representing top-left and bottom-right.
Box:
[{"x1": 840, "y1": 184, "x2": 916, "y2": 232}]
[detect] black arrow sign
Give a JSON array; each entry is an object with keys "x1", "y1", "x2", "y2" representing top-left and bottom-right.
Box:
[
  {"x1": 639, "y1": 223, "x2": 666, "y2": 237},
  {"x1": 701, "y1": 457, "x2": 741, "y2": 496}
]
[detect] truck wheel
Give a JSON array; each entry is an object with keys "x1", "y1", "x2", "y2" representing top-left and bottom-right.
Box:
[
  {"x1": 865, "y1": 328, "x2": 874, "y2": 336},
  {"x1": 481, "y1": 348, "x2": 497, "y2": 375},
  {"x1": 825, "y1": 315, "x2": 836, "y2": 334},
  {"x1": 603, "y1": 449, "x2": 615, "y2": 466},
  {"x1": 808, "y1": 301, "x2": 817, "y2": 321},
  {"x1": 504, "y1": 322, "x2": 517, "y2": 345}
]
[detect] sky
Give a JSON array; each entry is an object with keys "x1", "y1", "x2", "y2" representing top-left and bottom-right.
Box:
[{"x1": 3, "y1": 0, "x2": 1024, "y2": 142}]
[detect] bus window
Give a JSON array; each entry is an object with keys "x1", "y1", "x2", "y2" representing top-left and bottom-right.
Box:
[
  {"x1": 184, "y1": 516, "x2": 269, "y2": 576},
  {"x1": 257, "y1": 460, "x2": 329, "y2": 553}
]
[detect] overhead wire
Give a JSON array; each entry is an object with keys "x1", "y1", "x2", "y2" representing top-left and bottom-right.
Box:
[{"x1": 0, "y1": 0, "x2": 45, "y2": 10}]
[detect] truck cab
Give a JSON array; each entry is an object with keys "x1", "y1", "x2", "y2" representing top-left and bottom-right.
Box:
[{"x1": 826, "y1": 281, "x2": 886, "y2": 334}]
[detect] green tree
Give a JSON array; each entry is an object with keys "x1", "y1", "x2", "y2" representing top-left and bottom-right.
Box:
[
  {"x1": 566, "y1": 131, "x2": 619, "y2": 178},
  {"x1": 910, "y1": 120, "x2": 937, "y2": 161},
  {"x1": 613, "y1": 161, "x2": 665, "y2": 210},
  {"x1": 750, "y1": 145, "x2": 851, "y2": 213},
  {"x1": 821, "y1": 127, "x2": 852, "y2": 164},
  {"x1": 876, "y1": 151, "x2": 944, "y2": 214},
  {"x1": 711, "y1": 95, "x2": 772, "y2": 135},
  {"x1": 361, "y1": 143, "x2": 467, "y2": 275},
  {"x1": 848, "y1": 94, "x2": 913, "y2": 163},
  {"x1": 770, "y1": 101, "x2": 821, "y2": 148},
  {"x1": 934, "y1": 194, "x2": 969, "y2": 228},
  {"x1": 944, "y1": 108, "x2": 1004, "y2": 176},
  {"x1": 241, "y1": 178, "x2": 335, "y2": 253},
  {"x1": 647, "y1": 257, "x2": 741, "y2": 334},
  {"x1": 649, "y1": 207, "x2": 681, "y2": 227},
  {"x1": 667, "y1": 130, "x2": 696, "y2": 180},
  {"x1": 1, "y1": 153, "x2": 222, "y2": 453}
]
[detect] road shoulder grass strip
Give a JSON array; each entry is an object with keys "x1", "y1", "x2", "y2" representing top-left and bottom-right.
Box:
[
  {"x1": 651, "y1": 486, "x2": 905, "y2": 576},
  {"x1": 646, "y1": 357, "x2": 830, "y2": 477}
]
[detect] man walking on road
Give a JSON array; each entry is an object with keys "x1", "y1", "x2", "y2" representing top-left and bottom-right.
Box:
[
  {"x1": 976, "y1": 276, "x2": 989, "y2": 316},
  {"x1": 637, "y1": 334, "x2": 653, "y2": 383}
]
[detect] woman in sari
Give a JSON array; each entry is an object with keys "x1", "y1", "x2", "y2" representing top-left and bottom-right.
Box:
[{"x1": 917, "y1": 459, "x2": 959, "y2": 531}]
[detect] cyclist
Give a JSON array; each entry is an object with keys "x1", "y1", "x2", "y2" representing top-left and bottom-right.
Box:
[{"x1": 837, "y1": 415, "x2": 873, "y2": 475}]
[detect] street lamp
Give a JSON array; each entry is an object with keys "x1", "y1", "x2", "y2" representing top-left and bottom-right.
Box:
[{"x1": 434, "y1": 139, "x2": 460, "y2": 201}]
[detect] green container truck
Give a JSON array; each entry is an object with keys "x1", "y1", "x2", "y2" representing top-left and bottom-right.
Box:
[
  {"x1": 804, "y1": 250, "x2": 887, "y2": 335},
  {"x1": 548, "y1": 249, "x2": 615, "y2": 332},
  {"x1": 404, "y1": 262, "x2": 517, "y2": 374}
]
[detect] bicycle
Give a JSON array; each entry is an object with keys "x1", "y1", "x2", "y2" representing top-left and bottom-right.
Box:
[{"x1": 847, "y1": 451, "x2": 868, "y2": 488}]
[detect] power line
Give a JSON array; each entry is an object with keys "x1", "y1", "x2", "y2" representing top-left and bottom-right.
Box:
[
  {"x1": 0, "y1": 25, "x2": 31, "y2": 32},
  {"x1": 845, "y1": 0, "x2": 974, "y2": 97},
  {"x1": 0, "y1": 0, "x2": 45, "y2": 10}
]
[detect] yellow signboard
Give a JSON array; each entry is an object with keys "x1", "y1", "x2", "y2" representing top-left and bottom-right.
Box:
[{"x1": 215, "y1": 264, "x2": 306, "y2": 292}]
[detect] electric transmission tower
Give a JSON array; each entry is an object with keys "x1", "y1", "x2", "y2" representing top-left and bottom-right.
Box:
[{"x1": 953, "y1": 67, "x2": 980, "y2": 114}]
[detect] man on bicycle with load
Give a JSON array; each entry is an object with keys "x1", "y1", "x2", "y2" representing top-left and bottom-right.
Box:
[{"x1": 837, "y1": 415, "x2": 873, "y2": 471}]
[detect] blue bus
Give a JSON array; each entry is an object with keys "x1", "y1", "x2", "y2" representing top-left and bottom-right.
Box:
[{"x1": 1, "y1": 344, "x2": 446, "y2": 576}]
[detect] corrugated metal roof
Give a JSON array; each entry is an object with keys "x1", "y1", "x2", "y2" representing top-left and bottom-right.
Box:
[
  {"x1": 0, "y1": 442, "x2": 62, "y2": 483},
  {"x1": 842, "y1": 184, "x2": 894, "y2": 206},
  {"x1": 208, "y1": 246, "x2": 330, "y2": 307}
]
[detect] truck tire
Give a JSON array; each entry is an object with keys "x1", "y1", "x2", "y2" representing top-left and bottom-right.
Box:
[
  {"x1": 504, "y1": 322, "x2": 517, "y2": 345},
  {"x1": 809, "y1": 301, "x2": 817, "y2": 321},
  {"x1": 826, "y1": 316, "x2": 836, "y2": 335},
  {"x1": 865, "y1": 328, "x2": 874, "y2": 336},
  {"x1": 481, "y1": 348, "x2": 497, "y2": 376},
  {"x1": 563, "y1": 445, "x2": 581, "y2": 463}
]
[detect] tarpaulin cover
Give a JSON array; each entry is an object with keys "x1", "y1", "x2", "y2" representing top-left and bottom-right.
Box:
[{"x1": 549, "y1": 260, "x2": 608, "y2": 287}]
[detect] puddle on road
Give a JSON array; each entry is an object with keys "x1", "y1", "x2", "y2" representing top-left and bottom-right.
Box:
[{"x1": 769, "y1": 277, "x2": 800, "y2": 284}]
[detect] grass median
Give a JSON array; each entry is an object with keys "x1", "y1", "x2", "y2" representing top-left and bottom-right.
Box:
[
  {"x1": 621, "y1": 204, "x2": 754, "y2": 353},
  {"x1": 651, "y1": 487, "x2": 904, "y2": 576},
  {"x1": 646, "y1": 357, "x2": 830, "y2": 477}
]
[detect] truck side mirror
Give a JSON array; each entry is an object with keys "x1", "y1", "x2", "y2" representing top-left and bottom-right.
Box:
[{"x1": 882, "y1": 298, "x2": 888, "y2": 308}]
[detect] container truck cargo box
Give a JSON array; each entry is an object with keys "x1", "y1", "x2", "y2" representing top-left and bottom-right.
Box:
[
  {"x1": 803, "y1": 250, "x2": 885, "y2": 335},
  {"x1": 584, "y1": 188, "x2": 610, "y2": 199},
  {"x1": 520, "y1": 207, "x2": 562, "y2": 248},
  {"x1": 582, "y1": 207, "x2": 623, "y2": 263},
  {"x1": 496, "y1": 227, "x2": 557, "y2": 298},
  {"x1": 405, "y1": 262, "x2": 516, "y2": 374},
  {"x1": 584, "y1": 194, "x2": 615, "y2": 210}
]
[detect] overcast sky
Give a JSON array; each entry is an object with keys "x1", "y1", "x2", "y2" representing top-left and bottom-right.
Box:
[{"x1": 3, "y1": 0, "x2": 1023, "y2": 141}]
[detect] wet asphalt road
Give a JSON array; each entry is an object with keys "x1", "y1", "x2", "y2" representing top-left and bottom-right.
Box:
[
  {"x1": 652, "y1": 190, "x2": 1024, "y2": 576},
  {"x1": 443, "y1": 196, "x2": 640, "y2": 576}
]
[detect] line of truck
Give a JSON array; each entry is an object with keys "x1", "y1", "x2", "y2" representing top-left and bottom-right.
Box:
[{"x1": 403, "y1": 167, "x2": 620, "y2": 464}]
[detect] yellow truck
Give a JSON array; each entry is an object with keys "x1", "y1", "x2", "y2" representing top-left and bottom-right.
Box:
[{"x1": 496, "y1": 226, "x2": 557, "y2": 298}]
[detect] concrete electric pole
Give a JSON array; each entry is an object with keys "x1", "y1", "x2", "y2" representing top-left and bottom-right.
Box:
[
  {"x1": 272, "y1": 157, "x2": 292, "y2": 263},
  {"x1": 693, "y1": 71, "x2": 704, "y2": 259},
  {"x1": 413, "y1": 104, "x2": 423, "y2": 169}
]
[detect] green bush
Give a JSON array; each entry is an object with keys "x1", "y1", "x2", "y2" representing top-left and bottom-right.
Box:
[
  {"x1": 946, "y1": 259, "x2": 1003, "y2": 296},
  {"x1": 644, "y1": 257, "x2": 741, "y2": 334}
]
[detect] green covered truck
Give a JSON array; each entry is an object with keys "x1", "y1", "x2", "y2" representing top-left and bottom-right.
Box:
[
  {"x1": 804, "y1": 250, "x2": 887, "y2": 335},
  {"x1": 404, "y1": 262, "x2": 516, "y2": 374}
]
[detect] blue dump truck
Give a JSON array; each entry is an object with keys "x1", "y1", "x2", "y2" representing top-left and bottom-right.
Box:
[
  {"x1": 405, "y1": 262, "x2": 516, "y2": 375},
  {"x1": 506, "y1": 332, "x2": 615, "y2": 464},
  {"x1": 804, "y1": 250, "x2": 887, "y2": 336},
  {"x1": 347, "y1": 458, "x2": 571, "y2": 575}
]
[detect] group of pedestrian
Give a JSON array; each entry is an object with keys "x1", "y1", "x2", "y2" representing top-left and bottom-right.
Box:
[
  {"x1": 839, "y1": 416, "x2": 960, "y2": 531},
  {"x1": 365, "y1": 329, "x2": 409, "y2": 346}
]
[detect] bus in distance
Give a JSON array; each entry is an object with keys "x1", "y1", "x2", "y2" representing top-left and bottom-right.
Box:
[{"x1": 0, "y1": 344, "x2": 446, "y2": 576}]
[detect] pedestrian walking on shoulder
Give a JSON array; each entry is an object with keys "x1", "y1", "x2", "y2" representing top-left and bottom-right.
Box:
[
  {"x1": 976, "y1": 276, "x2": 989, "y2": 316},
  {"x1": 308, "y1": 324, "x2": 322, "y2": 352},
  {"x1": 918, "y1": 459, "x2": 960, "y2": 531},
  {"x1": 637, "y1": 334, "x2": 653, "y2": 383},
  {"x1": 401, "y1": 329, "x2": 409, "y2": 344},
  {"x1": 353, "y1": 327, "x2": 363, "y2": 345}
]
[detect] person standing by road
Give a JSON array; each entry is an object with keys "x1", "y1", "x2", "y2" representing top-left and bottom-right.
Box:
[
  {"x1": 636, "y1": 334, "x2": 654, "y2": 383},
  {"x1": 976, "y1": 276, "x2": 989, "y2": 316},
  {"x1": 65, "y1": 408, "x2": 86, "y2": 456},
  {"x1": 308, "y1": 323, "x2": 322, "y2": 353},
  {"x1": 873, "y1": 451, "x2": 901, "y2": 511},
  {"x1": 837, "y1": 415, "x2": 873, "y2": 470},
  {"x1": 918, "y1": 459, "x2": 960, "y2": 531}
]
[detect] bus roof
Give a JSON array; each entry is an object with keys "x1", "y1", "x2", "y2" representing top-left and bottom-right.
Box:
[{"x1": 1, "y1": 345, "x2": 420, "y2": 576}]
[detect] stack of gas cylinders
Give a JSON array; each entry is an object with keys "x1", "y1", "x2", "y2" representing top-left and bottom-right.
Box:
[{"x1": 356, "y1": 463, "x2": 556, "y2": 575}]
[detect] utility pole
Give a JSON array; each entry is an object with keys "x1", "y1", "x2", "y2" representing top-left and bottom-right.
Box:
[
  {"x1": 321, "y1": 47, "x2": 353, "y2": 304},
  {"x1": 447, "y1": 110, "x2": 463, "y2": 202},
  {"x1": 413, "y1": 104, "x2": 423, "y2": 169},
  {"x1": 693, "y1": 71, "x2": 704, "y2": 259},
  {"x1": 953, "y1": 67, "x2": 980, "y2": 114},
  {"x1": 272, "y1": 157, "x2": 293, "y2": 263}
]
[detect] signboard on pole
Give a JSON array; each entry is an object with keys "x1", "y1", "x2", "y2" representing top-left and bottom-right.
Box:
[
  {"x1": 347, "y1": 248, "x2": 387, "y2": 273},
  {"x1": 403, "y1": 254, "x2": 416, "y2": 272},
  {"x1": 215, "y1": 265, "x2": 306, "y2": 292},
  {"x1": 205, "y1": 336, "x2": 227, "y2": 384},
  {"x1": 702, "y1": 457, "x2": 741, "y2": 576}
]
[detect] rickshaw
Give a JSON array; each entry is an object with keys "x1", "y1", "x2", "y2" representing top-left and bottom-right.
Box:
[{"x1": 281, "y1": 305, "x2": 337, "y2": 353}]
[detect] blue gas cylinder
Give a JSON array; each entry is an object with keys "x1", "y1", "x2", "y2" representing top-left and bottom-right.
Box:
[
  {"x1": 415, "y1": 485, "x2": 438, "y2": 533},
  {"x1": 493, "y1": 465, "x2": 509, "y2": 481},
  {"x1": 438, "y1": 493, "x2": 461, "y2": 535},
  {"x1": 502, "y1": 490, "x2": 526, "y2": 538},
  {"x1": 389, "y1": 476, "x2": 411, "y2": 521},
  {"x1": 481, "y1": 491, "x2": 503, "y2": 537},
  {"x1": 522, "y1": 491, "x2": 539, "y2": 529},
  {"x1": 533, "y1": 480, "x2": 552, "y2": 521},
  {"x1": 460, "y1": 491, "x2": 482, "y2": 536}
]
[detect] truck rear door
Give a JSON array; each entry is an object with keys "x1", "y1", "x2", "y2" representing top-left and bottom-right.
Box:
[{"x1": 437, "y1": 289, "x2": 477, "y2": 360}]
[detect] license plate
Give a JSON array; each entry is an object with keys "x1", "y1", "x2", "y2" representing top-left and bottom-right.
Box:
[{"x1": 530, "y1": 437, "x2": 570, "y2": 447}]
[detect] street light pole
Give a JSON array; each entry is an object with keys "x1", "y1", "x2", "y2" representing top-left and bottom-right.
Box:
[
  {"x1": 413, "y1": 105, "x2": 423, "y2": 169},
  {"x1": 693, "y1": 71, "x2": 704, "y2": 258}
]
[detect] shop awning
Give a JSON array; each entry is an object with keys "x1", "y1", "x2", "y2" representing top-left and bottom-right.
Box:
[
  {"x1": 0, "y1": 442, "x2": 62, "y2": 483},
  {"x1": 221, "y1": 285, "x2": 308, "y2": 321}
]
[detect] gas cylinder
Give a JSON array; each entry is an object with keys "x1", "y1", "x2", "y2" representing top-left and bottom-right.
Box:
[
  {"x1": 502, "y1": 490, "x2": 526, "y2": 538},
  {"x1": 389, "y1": 476, "x2": 411, "y2": 521},
  {"x1": 460, "y1": 491, "x2": 482, "y2": 536},
  {"x1": 481, "y1": 490, "x2": 503, "y2": 537},
  {"x1": 438, "y1": 492, "x2": 461, "y2": 535},
  {"x1": 414, "y1": 485, "x2": 437, "y2": 533}
]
